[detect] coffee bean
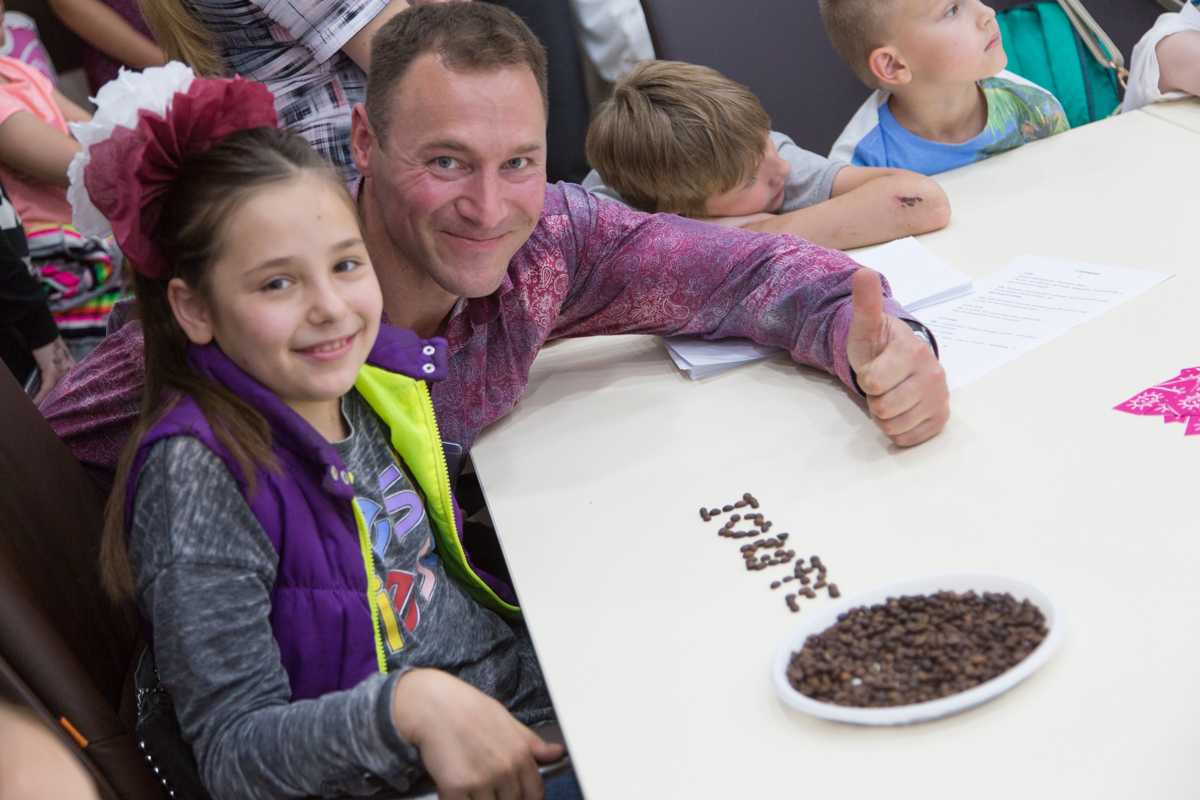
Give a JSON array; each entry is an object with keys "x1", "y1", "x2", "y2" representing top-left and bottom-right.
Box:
[
  {"x1": 778, "y1": 532, "x2": 789, "y2": 541},
  {"x1": 749, "y1": 498, "x2": 760, "y2": 509},
  {"x1": 814, "y1": 579, "x2": 827, "y2": 589},
  {"x1": 771, "y1": 581, "x2": 781, "y2": 589},
  {"x1": 783, "y1": 575, "x2": 794, "y2": 583},
  {"x1": 743, "y1": 493, "x2": 753, "y2": 501},
  {"x1": 786, "y1": 591, "x2": 1048, "y2": 707},
  {"x1": 800, "y1": 574, "x2": 811, "y2": 585},
  {"x1": 811, "y1": 556, "x2": 823, "y2": 567},
  {"x1": 709, "y1": 508, "x2": 720, "y2": 516},
  {"x1": 802, "y1": 587, "x2": 817, "y2": 599},
  {"x1": 700, "y1": 508, "x2": 711, "y2": 521},
  {"x1": 828, "y1": 584, "x2": 840, "y2": 598},
  {"x1": 735, "y1": 500, "x2": 748, "y2": 508},
  {"x1": 786, "y1": 594, "x2": 800, "y2": 612},
  {"x1": 730, "y1": 514, "x2": 741, "y2": 523},
  {"x1": 722, "y1": 505, "x2": 734, "y2": 512}
]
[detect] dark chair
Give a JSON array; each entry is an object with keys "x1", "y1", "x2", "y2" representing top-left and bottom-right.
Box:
[
  {"x1": 639, "y1": 0, "x2": 1169, "y2": 157},
  {"x1": 0, "y1": 363, "x2": 166, "y2": 800}
]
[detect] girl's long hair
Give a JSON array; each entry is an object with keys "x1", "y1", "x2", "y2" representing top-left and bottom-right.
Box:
[
  {"x1": 136, "y1": 0, "x2": 226, "y2": 76},
  {"x1": 100, "y1": 127, "x2": 352, "y2": 600}
]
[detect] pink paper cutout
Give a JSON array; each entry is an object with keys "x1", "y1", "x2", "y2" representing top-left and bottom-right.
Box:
[{"x1": 1114, "y1": 366, "x2": 1200, "y2": 437}]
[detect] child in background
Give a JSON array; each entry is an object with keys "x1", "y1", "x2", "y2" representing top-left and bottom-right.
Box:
[
  {"x1": 82, "y1": 66, "x2": 572, "y2": 800},
  {"x1": 0, "y1": 177, "x2": 74, "y2": 402},
  {"x1": 583, "y1": 60, "x2": 950, "y2": 251},
  {"x1": 1123, "y1": 0, "x2": 1200, "y2": 113},
  {"x1": 0, "y1": 50, "x2": 88, "y2": 224},
  {"x1": 47, "y1": 0, "x2": 165, "y2": 93},
  {"x1": 823, "y1": 0, "x2": 1069, "y2": 175},
  {"x1": 1, "y1": 4, "x2": 57, "y2": 84},
  {"x1": 0, "y1": 50, "x2": 121, "y2": 346}
]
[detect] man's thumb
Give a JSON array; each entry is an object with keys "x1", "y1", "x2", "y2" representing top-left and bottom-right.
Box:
[
  {"x1": 847, "y1": 267, "x2": 885, "y2": 371},
  {"x1": 526, "y1": 730, "x2": 566, "y2": 763}
]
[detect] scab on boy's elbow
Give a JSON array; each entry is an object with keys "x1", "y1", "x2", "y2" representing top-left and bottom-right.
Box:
[{"x1": 897, "y1": 173, "x2": 951, "y2": 234}]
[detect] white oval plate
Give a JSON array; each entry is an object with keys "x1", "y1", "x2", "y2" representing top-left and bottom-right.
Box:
[{"x1": 771, "y1": 571, "x2": 1066, "y2": 726}]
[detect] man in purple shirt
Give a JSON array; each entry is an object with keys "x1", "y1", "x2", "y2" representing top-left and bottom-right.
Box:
[{"x1": 42, "y1": 2, "x2": 949, "y2": 495}]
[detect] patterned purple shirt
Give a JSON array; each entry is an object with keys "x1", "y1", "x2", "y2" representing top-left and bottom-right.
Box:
[{"x1": 41, "y1": 183, "x2": 907, "y2": 491}]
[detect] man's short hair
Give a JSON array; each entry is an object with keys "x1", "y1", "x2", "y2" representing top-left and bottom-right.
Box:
[
  {"x1": 819, "y1": 0, "x2": 899, "y2": 87},
  {"x1": 585, "y1": 60, "x2": 771, "y2": 216},
  {"x1": 366, "y1": 3, "x2": 549, "y2": 142}
]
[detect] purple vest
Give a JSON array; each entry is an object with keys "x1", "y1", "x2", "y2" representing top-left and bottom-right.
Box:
[{"x1": 127, "y1": 325, "x2": 511, "y2": 701}]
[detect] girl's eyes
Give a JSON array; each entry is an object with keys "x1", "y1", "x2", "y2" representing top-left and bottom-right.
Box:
[
  {"x1": 332, "y1": 259, "x2": 361, "y2": 273},
  {"x1": 505, "y1": 157, "x2": 530, "y2": 169},
  {"x1": 944, "y1": 3, "x2": 960, "y2": 16},
  {"x1": 262, "y1": 276, "x2": 293, "y2": 292}
]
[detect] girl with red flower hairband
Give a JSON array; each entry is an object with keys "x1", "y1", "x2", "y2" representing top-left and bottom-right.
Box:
[{"x1": 81, "y1": 64, "x2": 568, "y2": 800}]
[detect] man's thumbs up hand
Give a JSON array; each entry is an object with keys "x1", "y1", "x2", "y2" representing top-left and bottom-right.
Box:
[{"x1": 847, "y1": 268, "x2": 950, "y2": 447}]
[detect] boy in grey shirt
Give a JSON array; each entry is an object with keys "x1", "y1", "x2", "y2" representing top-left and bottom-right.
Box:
[{"x1": 583, "y1": 60, "x2": 951, "y2": 251}]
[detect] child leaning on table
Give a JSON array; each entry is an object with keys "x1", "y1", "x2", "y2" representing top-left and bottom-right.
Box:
[
  {"x1": 1122, "y1": 0, "x2": 1200, "y2": 112},
  {"x1": 84, "y1": 66, "x2": 571, "y2": 800},
  {"x1": 823, "y1": 0, "x2": 1069, "y2": 175},
  {"x1": 582, "y1": 59, "x2": 950, "y2": 251}
]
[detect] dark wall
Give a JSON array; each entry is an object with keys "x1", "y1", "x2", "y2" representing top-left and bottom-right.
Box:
[{"x1": 642, "y1": 0, "x2": 1170, "y2": 157}]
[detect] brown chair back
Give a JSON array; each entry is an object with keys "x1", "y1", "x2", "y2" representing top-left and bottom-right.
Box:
[{"x1": 0, "y1": 363, "x2": 166, "y2": 800}]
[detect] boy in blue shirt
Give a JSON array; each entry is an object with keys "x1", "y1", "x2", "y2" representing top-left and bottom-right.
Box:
[{"x1": 822, "y1": 0, "x2": 1069, "y2": 175}]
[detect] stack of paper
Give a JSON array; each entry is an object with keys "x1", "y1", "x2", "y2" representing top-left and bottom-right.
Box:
[
  {"x1": 853, "y1": 237, "x2": 974, "y2": 312},
  {"x1": 662, "y1": 238, "x2": 970, "y2": 379},
  {"x1": 661, "y1": 336, "x2": 784, "y2": 379}
]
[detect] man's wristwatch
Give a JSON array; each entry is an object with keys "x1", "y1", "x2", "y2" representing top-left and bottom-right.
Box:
[{"x1": 903, "y1": 319, "x2": 938, "y2": 358}]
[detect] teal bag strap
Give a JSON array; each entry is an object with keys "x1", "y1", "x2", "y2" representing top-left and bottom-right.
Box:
[{"x1": 996, "y1": 0, "x2": 1124, "y2": 128}]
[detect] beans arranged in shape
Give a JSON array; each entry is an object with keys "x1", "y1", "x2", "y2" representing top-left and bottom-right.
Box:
[
  {"x1": 699, "y1": 495, "x2": 839, "y2": 610},
  {"x1": 787, "y1": 591, "x2": 1047, "y2": 707}
]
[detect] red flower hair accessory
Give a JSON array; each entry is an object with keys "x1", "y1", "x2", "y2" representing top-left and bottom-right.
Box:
[{"x1": 68, "y1": 65, "x2": 278, "y2": 279}]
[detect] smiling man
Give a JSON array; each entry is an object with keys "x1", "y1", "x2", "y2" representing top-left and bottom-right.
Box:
[
  {"x1": 42, "y1": 3, "x2": 949, "y2": 495},
  {"x1": 350, "y1": 3, "x2": 949, "y2": 454}
]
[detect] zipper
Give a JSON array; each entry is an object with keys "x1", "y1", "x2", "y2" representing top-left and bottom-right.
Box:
[
  {"x1": 415, "y1": 380, "x2": 519, "y2": 617},
  {"x1": 351, "y1": 496, "x2": 389, "y2": 674}
]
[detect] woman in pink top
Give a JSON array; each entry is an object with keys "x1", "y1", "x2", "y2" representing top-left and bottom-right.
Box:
[{"x1": 0, "y1": 53, "x2": 90, "y2": 224}]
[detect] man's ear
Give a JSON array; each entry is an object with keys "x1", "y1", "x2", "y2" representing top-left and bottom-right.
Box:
[
  {"x1": 167, "y1": 278, "x2": 215, "y2": 346},
  {"x1": 868, "y1": 46, "x2": 912, "y2": 86},
  {"x1": 350, "y1": 103, "x2": 377, "y2": 178}
]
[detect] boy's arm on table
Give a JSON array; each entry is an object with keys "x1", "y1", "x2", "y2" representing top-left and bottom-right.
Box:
[
  {"x1": 136, "y1": 437, "x2": 557, "y2": 800},
  {"x1": 46, "y1": 0, "x2": 166, "y2": 69},
  {"x1": 735, "y1": 166, "x2": 951, "y2": 250},
  {"x1": 552, "y1": 188, "x2": 949, "y2": 445},
  {"x1": 1156, "y1": 30, "x2": 1200, "y2": 96},
  {"x1": 0, "y1": 112, "x2": 82, "y2": 187}
]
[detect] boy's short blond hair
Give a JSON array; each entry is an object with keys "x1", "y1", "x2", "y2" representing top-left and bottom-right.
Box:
[
  {"x1": 585, "y1": 60, "x2": 771, "y2": 216},
  {"x1": 819, "y1": 0, "x2": 899, "y2": 87}
]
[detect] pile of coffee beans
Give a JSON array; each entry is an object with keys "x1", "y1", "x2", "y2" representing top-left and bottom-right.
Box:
[
  {"x1": 786, "y1": 591, "x2": 1048, "y2": 707},
  {"x1": 699, "y1": 494, "x2": 839, "y2": 612}
]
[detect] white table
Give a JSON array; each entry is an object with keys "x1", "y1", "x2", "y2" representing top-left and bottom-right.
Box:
[
  {"x1": 470, "y1": 109, "x2": 1200, "y2": 799},
  {"x1": 1141, "y1": 96, "x2": 1200, "y2": 134}
]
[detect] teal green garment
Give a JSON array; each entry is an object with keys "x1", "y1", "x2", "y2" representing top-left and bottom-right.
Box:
[{"x1": 996, "y1": 1, "x2": 1120, "y2": 128}]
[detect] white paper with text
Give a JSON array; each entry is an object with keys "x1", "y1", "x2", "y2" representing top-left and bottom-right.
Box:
[{"x1": 917, "y1": 256, "x2": 1173, "y2": 390}]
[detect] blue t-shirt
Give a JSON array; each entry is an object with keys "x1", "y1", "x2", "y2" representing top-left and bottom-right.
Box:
[{"x1": 829, "y1": 71, "x2": 1069, "y2": 175}]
